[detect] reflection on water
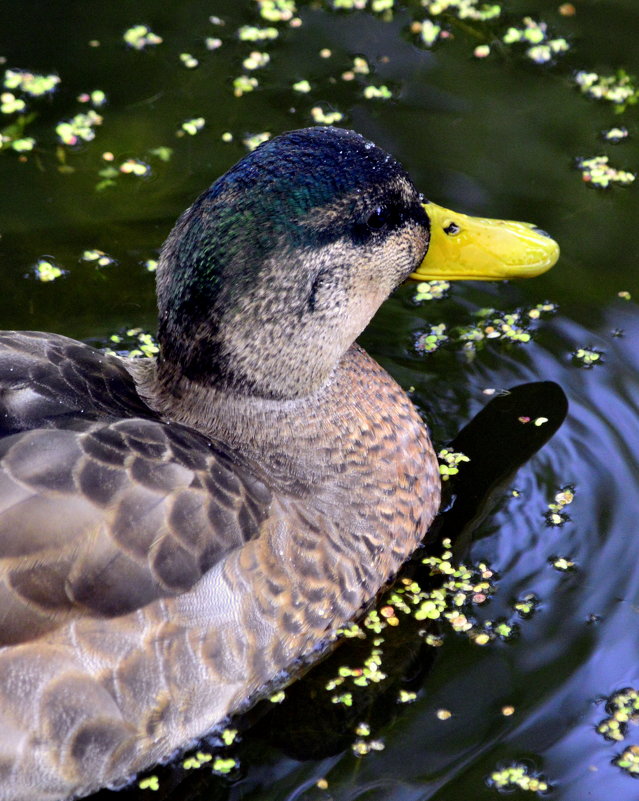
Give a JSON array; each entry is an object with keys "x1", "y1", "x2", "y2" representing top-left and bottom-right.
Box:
[{"x1": 1, "y1": 0, "x2": 639, "y2": 799}]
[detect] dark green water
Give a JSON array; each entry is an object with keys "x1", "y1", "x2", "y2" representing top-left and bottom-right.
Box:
[{"x1": 1, "y1": 1, "x2": 639, "y2": 799}]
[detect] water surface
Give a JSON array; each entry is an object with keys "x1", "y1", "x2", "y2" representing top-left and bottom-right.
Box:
[{"x1": 1, "y1": 1, "x2": 638, "y2": 798}]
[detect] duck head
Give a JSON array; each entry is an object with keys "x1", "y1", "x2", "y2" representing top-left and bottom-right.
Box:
[{"x1": 156, "y1": 127, "x2": 558, "y2": 401}]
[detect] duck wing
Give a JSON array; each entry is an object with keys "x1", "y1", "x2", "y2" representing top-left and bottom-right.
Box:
[{"x1": 0, "y1": 332, "x2": 271, "y2": 645}]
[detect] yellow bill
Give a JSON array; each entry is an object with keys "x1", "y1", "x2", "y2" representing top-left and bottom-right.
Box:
[{"x1": 411, "y1": 201, "x2": 560, "y2": 281}]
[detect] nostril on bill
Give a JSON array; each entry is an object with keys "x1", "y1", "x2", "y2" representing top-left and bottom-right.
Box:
[{"x1": 533, "y1": 227, "x2": 551, "y2": 238}]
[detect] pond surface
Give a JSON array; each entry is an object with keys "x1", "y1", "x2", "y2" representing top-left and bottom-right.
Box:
[{"x1": 1, "y1": 1, "x2": 639, "y2": 799}]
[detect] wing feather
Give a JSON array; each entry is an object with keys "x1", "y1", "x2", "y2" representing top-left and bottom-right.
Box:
[{"x1": 0, "y1": 332, "x2": 272, "y2": 645}]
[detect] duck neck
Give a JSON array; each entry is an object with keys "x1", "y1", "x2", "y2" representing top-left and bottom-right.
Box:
[
  {"x1": 129, "y1": 343, "x2": 439, "y2": 582},
  {"x1": 130, "y1": 345, "x2": 379, "y2": 491}
]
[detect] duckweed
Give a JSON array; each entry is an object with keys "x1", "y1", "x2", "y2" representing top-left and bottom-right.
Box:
[
  {"x1": 351, "y1": 719, "x2": 385, "y2": 757},
  {"x1": 596, "y1": 688, "x2": 639, "y2": 742},
  {"x1": 437, "y1": 448, "x2": 470, "y2": 480},
  {"x1": 0, "y1": 93, "x2": 26, "y2": 115},
  {"x1": 56, "y1": 111, "x2": 103, "y2": 146},
  {"x1": 490, "y1": 619, "x2": 516, "y2": 639},
  {"x1": 123, "y1": 25, "x2": 163, "y2": 50},
  {"x1": 353, "y1": 56, "x2": 370, "y2": 75},
  {"x1": 4, "y1": 69, "x2": 60, "y2": 97},
  {"x1": 119, "y1": 158, "x2": 151, "y2": 177},
  {"x1": 233, "y1": 75, "x2": 259, "y2": 96},
  {"x1": 310, "y1": 106, "x2": 344, "y2": 124},
  {"x1": 138, "y1": 775, "x2": 160, "y2": 791},
  {"x1": 77, "y1": 90, "x2": 107, "y2": 107},
  {"x1": 10, "y1": 138, "x2": 35, "y2": 153},
  {"x1": 526, "y1": 41, "x2": 569, "y2": 65},
  {"x1": 513, "y1": 593, "x2": 539, "y2": 619},
  {"x1": 336, "y1": 622, "x2": 366, "y2": 639},
  {"x1": 414, "y1": 5, "x2": 569, "y2": 65},
  {"x1": 370, "y1": 0, "x2": 394, "y2": 12},
  {"x1": 327, "y1": 543, "x2": 508, "y2": 705},
  {"x1": 422, "y1": 0, "x2": 501, "y2": 22},
  {"x1": 180, "y1": 118, "x2": 206, "y2": 136},
  {"x1": 474, "y1": 44, "x2": 491, "y2": 58},
  {"x1": 544, "y1": 486, "x2": 574, "y2": 527},
  {"x1": 179, "y1": 53, "x2": 199, "y2": 69},
  {"x1": 602, "y1": 127, "x2": 629, "y2": 143},
  {"x1": 105, "y1": 329, "x2": 159, "y2": 359},
  {"x1": 351, "y1": 738, "x2": 384, "y2": 756},
  {"x1": 572, "y1": 347, "x2": 604, "y2": 367},
  {"x1": 242, "y1": 132, "x2": 271, "y2": 151},
  {"x1": 488, "y1": 763, "x2": 549, "y2": 793},
  {"x1": 212, "y1": 756, "x2": 238, "y2": 774},
  {"x1": 331, "y1": 691, "x2": 353, "y2": 706},
  {"x1": 238, "y1": 25, "x2": 280, "y2": 41},
  {"x1": 256, "y1": 0, "x2": 297, "y2": 23},
  {"x1": 33, "y1": 258, "x2": 65, "y2": 282},
  {"x1": 416, "y1": 596, "x2": 446, "y2": 622},
  {"x1": 415, "y1": 323, "x2": 448, "y2": 354},
  {"x1": 414, "y1": 280, "x2": 450, "y2": 302},
  {"x1": 183, "y1": 751, "x2": 213, "y2": 769},
  {"x1": 527, "y1": 302, "x2": 558, "y2": 319},
  {"x1": 503, "y1": 18, "x2": 569, "y2": 64},
  {"x1": 550, "y1": 556, "x2": 575, "y2": 571},
  {"x1": 327, "y1": 647, "x2": 387, "y2": 694},
  {"x1": 243, "y1": 51, "x2": 270, "y2": 70},
  {"x1": 81, "y1": 249, "x2": 116, "y2": 268},
  {"x1": 418, "y1": 20, "x2": 442, "y2": 47},
  {"x1": 576, "y1": 156, "x2": 635, "y2": 188},
  {"x1": 472, "y1": 310, "x2": 531, "y2": 344},
  {"x1": 574, "y1": 69, "x2": 638, "y2": 111},
  {"x1": 332, "y1": 0, "x2": 368, "y2": 10},
  {"x1": 410, "y1": 303, "x2": 557, "y2": 357},
  {"x1": 615, "y1": 745, "x2": 639, "y2": 776},
  {"x1": 362, "y1": 85, "x2": 392, "y2": 99}
]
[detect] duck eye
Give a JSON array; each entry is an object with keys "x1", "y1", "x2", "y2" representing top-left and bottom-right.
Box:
[{"x1": 366, "y1": 206, "x2": 390, "y2": 232}]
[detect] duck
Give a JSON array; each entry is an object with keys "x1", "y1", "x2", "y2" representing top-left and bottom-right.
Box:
[{"x1": 0, "y1": 126, "x2": 558, "y2": 801}]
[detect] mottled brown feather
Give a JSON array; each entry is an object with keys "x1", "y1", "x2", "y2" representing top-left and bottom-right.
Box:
[
  {"x1": 0, "y1": 334, "x2": 438, "y2": 801},
  {"x1": 0, "y1": 333, "x2": 271, "y2": 642}
]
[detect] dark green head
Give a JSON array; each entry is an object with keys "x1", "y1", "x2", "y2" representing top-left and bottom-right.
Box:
[{"x1": 156, "y1": 127, "x2": 429, "y2": 399}]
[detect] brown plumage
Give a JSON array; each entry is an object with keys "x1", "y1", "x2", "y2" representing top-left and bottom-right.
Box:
[{"x1": 0, "y1": 127, "x2": 456, "y2": 799}]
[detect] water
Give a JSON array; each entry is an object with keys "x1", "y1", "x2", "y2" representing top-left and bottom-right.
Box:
[{"x1": 1, "y1": 1, "x2": 638, "y2": 798}]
